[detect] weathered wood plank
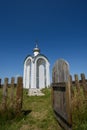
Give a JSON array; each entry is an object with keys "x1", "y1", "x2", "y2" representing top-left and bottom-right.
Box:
[
  {"x1": 10, "y1": 77, "x2": 15, "y2": 108},
  {"x1": 2, "y1": 78, "x2": 8, "y2": 111},
  {"x1": 16, "y1": 77, "x2": 23, "y2": 113},
  {"x1": 52, "y1": 59, "x2": 72, "y2": 130}
]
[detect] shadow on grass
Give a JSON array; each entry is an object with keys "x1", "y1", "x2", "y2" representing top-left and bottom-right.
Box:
[
  {"x1": 21, "y1": 109, "x2": 32, "y2": 116},
  {"x1": 0, "y1": 109, "x2": 32, "y2": 123}
]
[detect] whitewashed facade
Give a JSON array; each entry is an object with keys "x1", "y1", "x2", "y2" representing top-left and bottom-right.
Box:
[{"x1": 23, "y1": 45, "x2": 50, "y2": 89}]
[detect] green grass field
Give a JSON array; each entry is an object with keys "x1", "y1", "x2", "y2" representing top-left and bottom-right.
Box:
[
  {"x1": 0, "y1": 87, "x2": 87, "y2": 130},
  {"x1": 0, "y1": 88, "x2": 62, "y2": 130}
]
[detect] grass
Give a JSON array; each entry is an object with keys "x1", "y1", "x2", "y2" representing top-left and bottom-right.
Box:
[
  {"x1": 0, "y1": 87, "x2": 87, "y2": 130},
  {"x1": 0, "y1": 88, "x2": 62, "y2": 130},
  {"x1": 72, "y1": 87, "x2": 87, "y2": 130}
]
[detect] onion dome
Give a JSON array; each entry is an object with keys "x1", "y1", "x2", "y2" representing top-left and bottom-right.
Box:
[{"x1": 33, "y1": 44, "x2": 40, "y2": 56}]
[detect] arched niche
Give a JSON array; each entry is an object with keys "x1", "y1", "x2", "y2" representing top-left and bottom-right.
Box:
[
  {"x1": 25, "y1": 59, "x2": 31, "y2": 88},
  {"x1": 36, "y1": 58, "x2": 46, "y2": 89}
]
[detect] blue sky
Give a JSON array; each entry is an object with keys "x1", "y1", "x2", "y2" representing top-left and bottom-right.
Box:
[{"x1": 0, "y1": 0, "x2": 87, "y2": 82}]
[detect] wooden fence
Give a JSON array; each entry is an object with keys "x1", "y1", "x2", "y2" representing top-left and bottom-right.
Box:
[
  {"x1": 0, "y1": 77, "x2": 23, "y2": 113},
  {"x1": 52, "y1": 59, "x2": 87, "y2": 130},
  {"x1": 70, "y1": 73, "x2": 87, "y2": 98}
]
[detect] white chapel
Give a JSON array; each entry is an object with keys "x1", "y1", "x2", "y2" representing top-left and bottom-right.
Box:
[{"x1": 23, "y1": 45, "x2": 50, "y2": 93}]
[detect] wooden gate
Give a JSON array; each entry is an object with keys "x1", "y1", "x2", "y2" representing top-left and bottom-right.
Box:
[{"x1": 52, "y1": 59, "x2": 72, "y2": 130}]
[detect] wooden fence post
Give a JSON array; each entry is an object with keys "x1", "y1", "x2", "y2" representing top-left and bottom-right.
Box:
[
  {"x1": 81, "y1": 73, "x2": 87, "y2": 98},
  {"x1": 16, "y1": 77, "x2": 23, "y2": 113},
  {"x1": 0, "y1": 78, "x2": 1, "y2": 88},
  {"x1": 10, "y1": 77, "x2": 15, "y2": 108},
  {"x1": 2, "y1": 78, "x2": 8, "y2": 111},
  {"x1": 74, "y1": 74, "x2": 80, "y2": 92},
  {"x1": 70, "y1": 75, "x2": 74, "y2": 97}
]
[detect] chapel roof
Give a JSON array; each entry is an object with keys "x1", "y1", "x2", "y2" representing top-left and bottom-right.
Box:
[
  {"x1": 33, "y1": 53, "x2": 49, "y2": 63},
  {"x1": 24, "y1": 44, "x2": 49, "y2": 63}
]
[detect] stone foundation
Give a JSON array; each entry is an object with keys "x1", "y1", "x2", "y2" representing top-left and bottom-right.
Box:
[{"x1": 28, "y1": 88, "x2": 45, "y2": 96}]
